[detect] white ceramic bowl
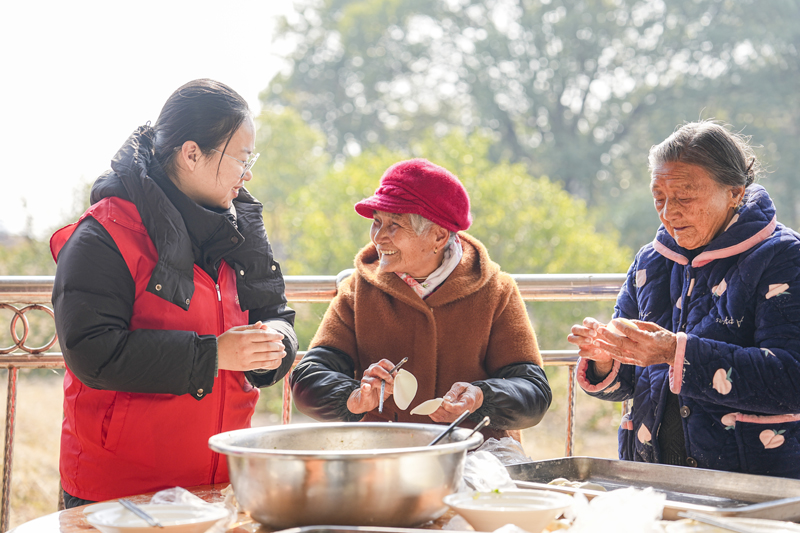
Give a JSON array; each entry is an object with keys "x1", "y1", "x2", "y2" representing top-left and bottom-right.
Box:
[
  {"x1": 444, "y1": 490, "x2": 574, "y2": 533},
  {"x1": 85, "y1": 503, "x2": 229, "y2": 533}
]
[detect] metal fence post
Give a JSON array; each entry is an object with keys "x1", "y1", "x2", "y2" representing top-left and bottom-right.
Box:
[
  {"x1": 565, "y1": 364, "x2": 577, "y2": 457},
  {"x1": 2, "y1": 367, "x2": 19, "y2": 533}
]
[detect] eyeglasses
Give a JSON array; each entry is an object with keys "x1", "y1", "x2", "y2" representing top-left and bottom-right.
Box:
[{"x1": 211, "y1": 149, "x2": 260, "y2": 178}]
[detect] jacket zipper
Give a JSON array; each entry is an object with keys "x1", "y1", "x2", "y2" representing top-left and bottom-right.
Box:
[
  {"x1": 210, "y1": 279, "x2": 227, "y2": 483},
  {"x1": 680, "y1": 267, "x2": 693, "y2": 332}
]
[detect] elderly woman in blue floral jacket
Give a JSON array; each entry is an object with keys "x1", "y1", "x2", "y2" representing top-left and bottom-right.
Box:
[{"x1": 568, "y1": 121, "x2": 800, "y2": 478}]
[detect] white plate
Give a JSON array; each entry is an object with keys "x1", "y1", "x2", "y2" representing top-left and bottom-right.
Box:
[
  {"x1": 665, "y1": 517, "x2": 800, "y2": 533},
  {"x1": 83, "y1": 501, "x2": 123, "y2": 515},
  {"x1": 86, "y1": 503, "x2": 229, "y2": 533}
]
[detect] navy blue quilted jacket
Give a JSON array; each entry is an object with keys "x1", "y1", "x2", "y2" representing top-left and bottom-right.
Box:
[{"x1": 577, "y1": 185, "x2": 800, "y2": 478}]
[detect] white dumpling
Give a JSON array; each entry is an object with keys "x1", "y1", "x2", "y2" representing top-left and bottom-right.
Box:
[
  {"x1": 410, "y1": 398, "x2": 443, "y2": 416},
  {"x1": 606, "y1": 317, "x2": 638, "y2": 337},
  {"x1": 393, "y1": 369, "x2": 418, "y2": 410}
]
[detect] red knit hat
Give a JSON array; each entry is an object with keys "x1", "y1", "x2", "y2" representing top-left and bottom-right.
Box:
[{"x1": 354, "y1": 159, "x2": 472, "y2": 232}]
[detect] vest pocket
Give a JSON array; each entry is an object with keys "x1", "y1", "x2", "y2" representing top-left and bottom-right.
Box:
[{"x1": 101, "y1": 392, "x2": 131, "y2": 451}]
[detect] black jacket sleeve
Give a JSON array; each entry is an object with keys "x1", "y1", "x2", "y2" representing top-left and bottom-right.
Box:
[
  {"x1": 290, "y1": 347, "x2": 552, "y2": 429},
  {"x1": 52, "y1": 218, "x2": 217, "y2": 399},
  {"x1": 245, "y1": 306, "x2": 299, "y2": 388},
  {"x1": 289, "y1": 345, "x2": 364, "y2": 422},
  {"x1": 469, "y1": 362, "x2": 552, "y2": 430}
]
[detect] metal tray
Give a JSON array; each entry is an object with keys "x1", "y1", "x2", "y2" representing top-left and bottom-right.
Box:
[{"x1": 507, "y1": 456, "x2": 800, "y2": 521}]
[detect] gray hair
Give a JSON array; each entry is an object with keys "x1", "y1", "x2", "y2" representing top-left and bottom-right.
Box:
[
  {"x1": 648, "y1": 120, "x2": 760, "y2": 188},
  {"x1": 407, "y1": 213, "x2": 434, "y2": 235},
  {"x1": 407, "y1": 213, "x2": 457, "y2": 245}
]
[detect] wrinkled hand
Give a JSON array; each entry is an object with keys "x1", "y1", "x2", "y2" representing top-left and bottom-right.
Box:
[
  {"x1": 429, "y1": 382, "x2": 483, "y2": 423},
  {"x1": 347, "y1": 359, "x2": 396, "y2": 415},
  {"x1": 217, "y1": 321, "x2": 286, "y2": 371},
  {"x1": 568, "y1": 317, "x2": 615, "y2": 376},
  {"x1": 593, "y1": 319, "x2": 678, "y2": 367}
]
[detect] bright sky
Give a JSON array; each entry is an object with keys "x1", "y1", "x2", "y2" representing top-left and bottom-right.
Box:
[{"x1": 0, "y1": 0, "x2": 294, "y2": 237}]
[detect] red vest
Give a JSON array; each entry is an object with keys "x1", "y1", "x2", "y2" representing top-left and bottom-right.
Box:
[{"x1": 51, "y1": 197, "x2": 259, "y2": 502}]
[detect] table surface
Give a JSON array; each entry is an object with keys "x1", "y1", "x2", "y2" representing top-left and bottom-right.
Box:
[{"x1": 8, "y1": 484, "x2": 470, "y2": 533}]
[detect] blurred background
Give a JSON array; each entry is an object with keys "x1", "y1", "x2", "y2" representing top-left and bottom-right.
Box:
[{"x1": 2, "y1": 0, "x2": 799, "y2": 528}]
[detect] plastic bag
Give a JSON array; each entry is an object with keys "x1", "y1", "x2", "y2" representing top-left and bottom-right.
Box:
[
  {"x1": 475, "y1": 437, "x2": 532, "y2": 465},
  {"x1": 147, "y1": 486, "x2": 238, "y2": 533},
  {"x1": 461, "y1": 450, "x2": 518, "y2": 492},
  {"x1": 149, "y1": 486, "x2": 209, "y2": 506},
  {"x1": 564, "y1": 487, "x2": 665, "y2": 533}
]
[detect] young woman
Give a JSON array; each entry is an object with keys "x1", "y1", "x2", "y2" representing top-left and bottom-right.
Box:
[{"x1": 51, "y1": 79, "x2": 298, "y2": 507}]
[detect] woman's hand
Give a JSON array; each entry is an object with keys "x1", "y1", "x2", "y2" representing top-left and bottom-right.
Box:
[
  {"x1": 568, "y1": 317, "x2": 615, "y2": 376},
  {"x1": 347, "y1": 359, "x2": 396, "y2": 414},
  {"x1": 217, "y1": 321, "x2": 286, "y2": 371},
  {"x1": 593, "y1": 319, "x2": 678, "y2": 367},
  {"x1": 429, "y1": 382, "x2": 484, "y2": 423}
]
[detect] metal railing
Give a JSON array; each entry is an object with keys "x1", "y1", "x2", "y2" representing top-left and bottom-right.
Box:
[{"x1": 0, "y1": 273, "x2": 624, "y2": 531}]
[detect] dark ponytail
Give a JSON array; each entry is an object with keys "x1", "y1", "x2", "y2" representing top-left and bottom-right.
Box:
[{"x1": 153, "y1": 79, "x2": 250, "y2": 176}]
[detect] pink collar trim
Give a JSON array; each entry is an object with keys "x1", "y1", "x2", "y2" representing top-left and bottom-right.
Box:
[
  {"x1": 653, "y1": 240, "x2": 688, "y2": 265},
  {"x1": 653, "y1": 215, "x2": 777, "y2": 268},
  {"x1": 692, "y1": 216, "x2": 777, "y2": 267}
]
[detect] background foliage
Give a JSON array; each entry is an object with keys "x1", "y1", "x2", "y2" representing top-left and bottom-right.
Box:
[{"x1": 267, "y1": 0, "x2": 800, "y2": 246}]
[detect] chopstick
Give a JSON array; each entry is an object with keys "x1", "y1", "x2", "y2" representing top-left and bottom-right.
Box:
[
  {"x1": 677, "y1": 511, "x2": 761, "y2": 533},
  {"x1": 118, "y1": 498, "x2": 164, "y2": 528},
  {"x1": 428, "y1": 409, "x2": 472, "y2": 446},
  {"x1": 378, "y1": 357, "x2": 408, "y2": 414}
]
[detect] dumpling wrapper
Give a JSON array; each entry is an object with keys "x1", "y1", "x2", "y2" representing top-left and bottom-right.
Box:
[
  {"x1": 606, "y1": 317, "x2": 638, "y2": 337},
  {"x1": 393, "y1": 369, "x2": 418, "y2": 410},
  {"x1": 410, "y1": 398, "x2": 443, "y2": 416}
]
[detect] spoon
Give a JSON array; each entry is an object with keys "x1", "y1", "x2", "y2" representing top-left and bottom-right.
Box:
[
  {"x1": 118, "y1": 498, "x2": 164, "y2": 528},
  {"x1": 378, "y1": 357, "x2": 408, "y2": 414},
  {"x1": 428, "y1": 409, "x2": 472, "y2": 446}
]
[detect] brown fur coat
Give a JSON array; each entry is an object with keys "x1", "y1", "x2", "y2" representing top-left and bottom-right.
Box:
[{"x1": 309, "y1": 232, "x2": 543, "y2": 439}]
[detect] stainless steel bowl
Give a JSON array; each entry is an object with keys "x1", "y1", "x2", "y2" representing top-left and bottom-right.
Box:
[{"x1": 208, "y1": 422, "x2": 483, "y2": 528}]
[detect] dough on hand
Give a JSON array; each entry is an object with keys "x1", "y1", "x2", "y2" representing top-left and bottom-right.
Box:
[
  {"x1": 410, "y1": 398, "x2": 443, "y2": 416},
  {"x1": 606, "y1": 317, "x2": 638, "y2": 337}
]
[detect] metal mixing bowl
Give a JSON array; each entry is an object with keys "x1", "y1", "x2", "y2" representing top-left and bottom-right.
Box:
[{"x1": 208, "y1": 422, "x2": 483, "y2": 528}]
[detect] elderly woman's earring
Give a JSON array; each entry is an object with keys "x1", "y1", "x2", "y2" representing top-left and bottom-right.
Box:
[{"x1": 434, "y1": 247, "x2": 438, "y2": 254}]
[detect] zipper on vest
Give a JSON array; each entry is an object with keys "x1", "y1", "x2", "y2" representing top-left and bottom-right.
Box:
[{"x1": 210, "y1": 281, "x2": 226, "y2": 483}]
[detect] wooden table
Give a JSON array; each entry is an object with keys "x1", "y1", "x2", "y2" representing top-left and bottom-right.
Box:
[{"x1": 8, "y1": 484, "x2": 468, "y2": 533}]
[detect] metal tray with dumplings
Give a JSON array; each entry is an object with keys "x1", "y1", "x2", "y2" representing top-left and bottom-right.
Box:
[{"x1": 506, "y1": 456, "x2": 800, "y2": 521}]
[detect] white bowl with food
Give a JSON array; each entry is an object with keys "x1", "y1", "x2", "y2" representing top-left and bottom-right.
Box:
[
  {"x1": 444, "y1": 489, "x2": 574, "y2": 532},
  {"x1": 85, "y1": 503, "x2": 229, "y2": 533}
]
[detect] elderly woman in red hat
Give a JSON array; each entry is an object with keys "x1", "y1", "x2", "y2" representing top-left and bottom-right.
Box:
[{"x1": 290, "y1": 159, "x2": 552, "y2": 441}]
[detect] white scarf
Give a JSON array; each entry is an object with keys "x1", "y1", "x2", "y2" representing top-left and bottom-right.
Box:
[{"x1": 396, "y1": 235, "x2": 463, "y2": 299}]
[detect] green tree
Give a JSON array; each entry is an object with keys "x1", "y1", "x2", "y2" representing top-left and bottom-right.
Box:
[
  {"x1": 267, "y1": 0, "x2": 800, "y2": 241},
  {"x1": 247, "y1": 105, "x2": 331, "y2": 257}
]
